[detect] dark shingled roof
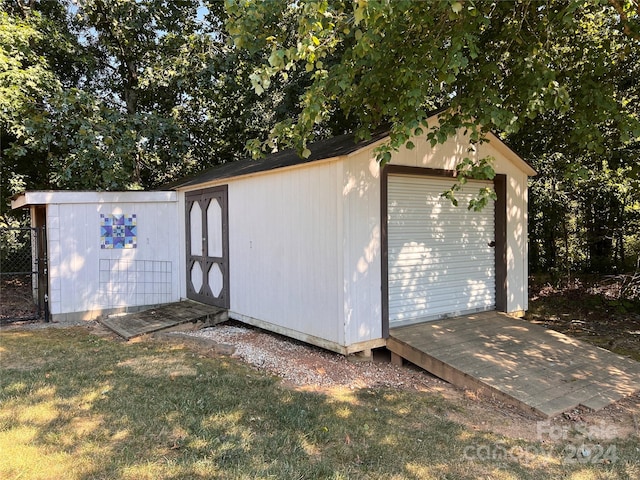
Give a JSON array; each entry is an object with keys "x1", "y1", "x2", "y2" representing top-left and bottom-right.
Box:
[{"x1": 166, "y1": 129, "x2": 390, "y2": 190}]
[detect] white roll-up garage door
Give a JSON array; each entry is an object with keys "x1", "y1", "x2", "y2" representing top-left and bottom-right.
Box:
[{"x1": 387, "y1": 175, "x2": 495, "y2": 327}]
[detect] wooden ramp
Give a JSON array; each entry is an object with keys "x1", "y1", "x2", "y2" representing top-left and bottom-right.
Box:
[
  {"x1": 100, "y1": 300, "x2": 227, "y2": 340},
  {"x1": 387, "y1": 311, "x2": 640, "y2": 418}
]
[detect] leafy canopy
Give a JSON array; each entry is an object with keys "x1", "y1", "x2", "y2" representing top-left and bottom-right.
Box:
[
  {"x1": 225, "y1": 0, "x2": 640, "y2": 163},
  {"x1": 0, "y1": 0, "x2": 296, "y2": 197}
]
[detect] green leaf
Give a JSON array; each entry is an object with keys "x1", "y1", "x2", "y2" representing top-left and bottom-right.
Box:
[
  {"x1": 249, "y1": 73, "x2": 265, "y2": 95},
  {"x1": 354, "y1": 6, "x2": 365, "y2": 25}
]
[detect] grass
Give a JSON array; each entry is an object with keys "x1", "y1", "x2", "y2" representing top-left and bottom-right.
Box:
[{"x1": 1, "y1": 327, "x2": 639, "y2": 479}]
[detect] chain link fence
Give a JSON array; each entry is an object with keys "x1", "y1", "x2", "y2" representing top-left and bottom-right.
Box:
[
  {"x1": 0, "y1": 227, "x2": 41, "y2": 322},
  {"x1": 1, "y1": 227, "x2": 35, "y2": 274}
]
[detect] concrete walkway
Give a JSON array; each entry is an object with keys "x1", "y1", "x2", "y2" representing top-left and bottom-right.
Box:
[{"x1": 387, "y1": 312, "x2": 640, "y2": 418}]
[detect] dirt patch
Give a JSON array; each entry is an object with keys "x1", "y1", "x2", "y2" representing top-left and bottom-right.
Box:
[
  {"x1": 526, "y1": 276, "x2": 640, "y2": 362},
  {"x1": 175, "y1": 324, "x2": 441, "y2": 390},
  {"x1": 0, "y1": 275, "x2": 39, "y2": 323},
  {"x1": 0, "y1": 345, "x2": 50, "y2": 372},
  {"x1": 117, "y1": 355, "x2": 198, "y2": 378}
]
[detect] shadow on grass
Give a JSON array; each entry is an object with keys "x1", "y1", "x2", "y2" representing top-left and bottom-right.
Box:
[{"x1": 1, "y1": 328, "x2": 637, "y2": 479}]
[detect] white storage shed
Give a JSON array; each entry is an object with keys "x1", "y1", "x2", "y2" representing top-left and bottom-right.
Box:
[
  {"x1": 11, "y1": 191, "x2": 182, "y2": 321},
  {"x1": 12, "y1": 115, "x2": 535, "y2": 354},
  {"x1": 171, "y1": 118, "x2": 536, "y2": 354}
]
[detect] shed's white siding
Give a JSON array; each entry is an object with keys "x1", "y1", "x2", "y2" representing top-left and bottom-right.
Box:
[
  {"x1": 341, "y1": 155, "x2": 383, "y2": 346},
  {"x1": 227, "y1": 161, "x2": 345, "y2": 345},
  {"x1": 176, "y1": 123, "x2": 532, "y2": 351},
  {"x1": 39, "y1": 193, "x2": 180, "y2": 321},
  {"x1": 178, "y1": 156, "x2": 386, "y2": 351}
]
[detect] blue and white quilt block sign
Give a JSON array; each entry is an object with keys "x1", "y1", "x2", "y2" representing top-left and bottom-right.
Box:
[{"x1": 101, "y1": 214, "x2": 137, "y2": 249}]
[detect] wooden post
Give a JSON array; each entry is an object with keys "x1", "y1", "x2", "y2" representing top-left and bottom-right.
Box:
[{"x1": 390, "y1": 352, "x2": 404, "y2": 366}]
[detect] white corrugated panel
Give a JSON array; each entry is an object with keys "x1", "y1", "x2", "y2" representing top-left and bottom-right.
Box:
[{"x1": 388, "y1": 175, "x2": 495, "y2": 326}]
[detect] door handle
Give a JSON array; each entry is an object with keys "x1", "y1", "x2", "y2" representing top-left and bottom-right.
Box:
[{"x1": 488, "y1": 241, "x2": 496, "y2": 248}]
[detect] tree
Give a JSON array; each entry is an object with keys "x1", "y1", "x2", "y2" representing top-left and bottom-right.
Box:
[
  {"x1": 0, "y1": 0, "x2": 336, "y2": 205},
  {"x1": 0, "y1": 8, "x2": 62, "y2": 201},
  {"x1": 0, "y1": 2, "x2": 254, "y2": 196},
  {"x1": 226, "y1": 0, "x2": 640, "y2": 270},
  {"x1": 506, "y1": 4, "x2": 640, "y2": 273},
  {"x1": 225, "y1": 0, "x2": 639, "y2": 160},
  {"x1": 2, "y1": 0, "x2": 210, "y2": 191}
]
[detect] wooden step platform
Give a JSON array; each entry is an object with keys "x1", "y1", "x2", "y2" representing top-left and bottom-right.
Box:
[
  {"x1": 387, "y1": 312, "x2": 640, "y2": 418},
  {"x1": 100, "y1": 300, "x2": 227, "y2": 340}
]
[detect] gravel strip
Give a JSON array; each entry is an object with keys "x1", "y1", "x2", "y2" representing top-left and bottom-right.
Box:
[{"x1": 186, "y1": 324, "x2": 442, "y2": 390}]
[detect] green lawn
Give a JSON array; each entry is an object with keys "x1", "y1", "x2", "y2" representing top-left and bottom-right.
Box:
[{"x1": 1, "y1": 327, "x2": 638, "y2": 479}]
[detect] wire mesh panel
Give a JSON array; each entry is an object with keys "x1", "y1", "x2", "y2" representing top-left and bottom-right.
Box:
[
  {"x1": 1, "y1": 227, "x2": 36, "y2": 274},
  {"x1": 0, "y1": 227, "x2": 41, "y2": 323}
]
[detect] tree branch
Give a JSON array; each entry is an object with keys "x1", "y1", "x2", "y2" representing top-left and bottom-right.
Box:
[{"x1": 609, "y1": 0, "x2": 640, "y2": 40}]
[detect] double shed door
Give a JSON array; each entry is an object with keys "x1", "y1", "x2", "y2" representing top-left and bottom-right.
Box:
[{"x1": 185, "y1": 186, "x2": 229, "y2": 308}]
